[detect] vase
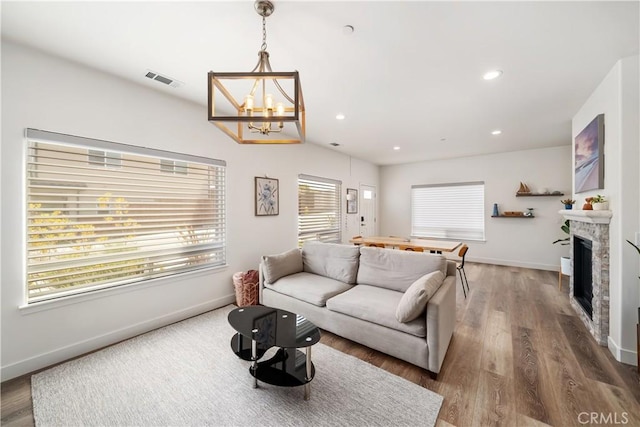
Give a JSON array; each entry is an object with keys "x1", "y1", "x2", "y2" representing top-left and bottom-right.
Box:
[
  {"x1": 492, "y1": 203, "x2": 499, "y2": 217},
  {"x1": 564, "y1": 204, "x2": 573, "y2": 210},
  {"x1": 582, "y1": 203, "x2": 593, "y2": 210},
  {"x1": 592, "y1": 202, "x2": 609, "y2": 210}
]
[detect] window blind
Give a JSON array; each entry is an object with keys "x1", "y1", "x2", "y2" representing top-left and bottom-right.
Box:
[
  {"x1": 26, "y1": 129, "x2": 226, "y2": 303},
  {"x1": 411, "y1": 181, "x2": 485, "y2": 241},
  {"x1": 298, "y1": 174, "x2": 342, "y2": 245}
]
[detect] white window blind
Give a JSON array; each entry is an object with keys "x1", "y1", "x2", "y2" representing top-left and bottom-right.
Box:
[
  {"x1": 26, "y1": 129, "x2": 226, "y2": 303},
  {"x1": 298, "y1": 174, "x2": 342, "y2": 245},
  {"x1": 411, "y1": 181, "x2": 485, "y2": 241}
]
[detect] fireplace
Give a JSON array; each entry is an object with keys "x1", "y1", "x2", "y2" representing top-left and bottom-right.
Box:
[
  {"x1": 560, "y1": 210, "x2": 612, "y2": 346},
  {"x1": 573, "y1": 235, "x2": 593, "y2": 319}
]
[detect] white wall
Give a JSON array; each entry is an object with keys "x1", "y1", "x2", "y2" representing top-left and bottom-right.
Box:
[
  {"x1": 380, "y1": 146, "x2": 572, "y2": 270},
  {"x1": 0, "y1": 40, "x2": 379, "y2": 380},
  {"x1": 572, "y1": 56, "x2": 639, "y2": 364}
]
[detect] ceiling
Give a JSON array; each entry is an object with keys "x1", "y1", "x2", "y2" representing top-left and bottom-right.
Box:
[{"x1": 2, "y1": 1, "x2": 638, "y2": 166}]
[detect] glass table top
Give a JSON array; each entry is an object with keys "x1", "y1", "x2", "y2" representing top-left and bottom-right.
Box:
[{"x1": 228, "y1": 306, "x2": 321, "y2": 348}]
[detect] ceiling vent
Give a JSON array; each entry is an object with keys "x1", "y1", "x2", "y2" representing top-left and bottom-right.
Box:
[{"x1": 145, "y1": 70, "x2": 183, "y2": 88}]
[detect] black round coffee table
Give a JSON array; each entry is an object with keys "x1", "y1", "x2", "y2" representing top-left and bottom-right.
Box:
[{"x1": 228, "y1": 306, "x2": 321, "y2": 400}]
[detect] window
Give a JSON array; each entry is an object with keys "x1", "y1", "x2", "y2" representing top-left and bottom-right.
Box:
[
  {"x1": 298, "y1": 174, "x2": 341, "y2": 245},
  {"x1": 160, "y1": 159, "x2": 188, "y2": 175},
  {"x1": 26, "y1": 129, "x2": 226, "y2": 303},
  {"x1": 88, "y1": 149, "x2": 122, "y2": 168},
  {"x1": 411, "y1": 181, "x2": 485, "y2": 241}
]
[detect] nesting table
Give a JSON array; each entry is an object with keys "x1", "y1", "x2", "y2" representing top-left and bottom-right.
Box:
[{"x1": 228, "y1": 306, "x2": 321, "y2": 400}]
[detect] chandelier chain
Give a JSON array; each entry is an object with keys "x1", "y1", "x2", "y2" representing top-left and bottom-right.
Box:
[{"x1": 261, "y1": 15, "x2": 268, "y2": 52}]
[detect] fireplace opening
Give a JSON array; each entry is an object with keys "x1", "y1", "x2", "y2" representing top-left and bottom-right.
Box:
[{"x1": 574, "y1": 235, "x2": 593, "y2": 319}]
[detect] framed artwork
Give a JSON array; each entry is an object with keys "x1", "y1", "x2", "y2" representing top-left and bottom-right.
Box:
[
  {"x1": 346, "y1": 188, "x2": 358, "y2": 214},
  {"x1": 255, "y1": 177, "x2": 279, "y2": 216},
  {"x1": 574, "y1": 114, "x2": 604, "y2": 193}
]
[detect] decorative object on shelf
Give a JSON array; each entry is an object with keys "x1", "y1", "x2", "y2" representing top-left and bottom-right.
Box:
[
  {"x1": 504, "y1": 211, "x2": 524, "y2": 216},
  {"x1": 575, "y1": 114, "x2": 604, "y2": 193},
  {"x1": 561, "y1": 198, "x2": 576, "y2": 209},
  {"x1": 516, "y1": 182, "x2": 531, "y2": 195},
  {"x1": 492, "y1": 203, "x2": 499, "y2": 217},
  {"x1": 524, "y1": 208, "x2": 534, "y2": 217},
  {"x1": 255, "y1": 176, "x2": 279, "y2": 216},
  {"x1": 582, "y1": 197, "x2": 593, "y2": 210},
  {"x1": 346, "y1": 188, "x2": 358, "y2": 214},
  {"x1": 590, "y1": 194, "x2": 609, "y2": 210},
  {"x1": 208, "y1": 0, "x2": 305, "y2": 144}
]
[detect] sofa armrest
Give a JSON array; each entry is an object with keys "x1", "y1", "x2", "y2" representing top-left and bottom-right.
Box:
[{"x1": 425, "y1": 274, "x2": 456, "y2": 373}]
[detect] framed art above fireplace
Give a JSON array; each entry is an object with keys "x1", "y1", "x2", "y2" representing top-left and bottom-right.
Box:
[{"x1": 574, "y1": 114, "x2": 604, "y2": 193}]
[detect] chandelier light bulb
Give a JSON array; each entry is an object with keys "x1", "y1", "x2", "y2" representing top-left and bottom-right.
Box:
[
  {"x1": 265, "y1": 94, "x2": 274, "y2": 110},
  {"x1": 244, "y1": 95, "x2": 254, "y2": 112}
]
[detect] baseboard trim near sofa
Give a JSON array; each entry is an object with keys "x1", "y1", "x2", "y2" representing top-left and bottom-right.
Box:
[
  {"x1": 608, "y1": 335, "x2": 638, "y2": 366},
  {"x1": 464, "y1": 256, "x2": 560, "y2": 272},
  {"x1": 1, "y1": 295, "x2": 235, "y2": 382}
]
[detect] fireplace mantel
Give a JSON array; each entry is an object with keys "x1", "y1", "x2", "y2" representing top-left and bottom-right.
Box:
[{"x1": 559, "y1": 209, "x2": 612, "y2": 224}]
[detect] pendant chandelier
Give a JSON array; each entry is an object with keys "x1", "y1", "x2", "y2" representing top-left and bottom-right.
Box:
[{"x1": 208, "y1": 0, "x2": 305, "y2": 144}]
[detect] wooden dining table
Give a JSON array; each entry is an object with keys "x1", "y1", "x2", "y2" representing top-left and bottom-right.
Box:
[{"x1": 349, "y1": 236, "x2": 462, "y2": 254}]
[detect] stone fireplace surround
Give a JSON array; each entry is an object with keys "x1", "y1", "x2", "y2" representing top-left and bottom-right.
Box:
[{"x1": 559, "y1": 210, "x2": 612, "y2": 346}]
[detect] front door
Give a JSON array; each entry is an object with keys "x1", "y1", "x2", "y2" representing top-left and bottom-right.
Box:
[{"x1": 359, "y1": 184, "x2": 376, "y2": 237}]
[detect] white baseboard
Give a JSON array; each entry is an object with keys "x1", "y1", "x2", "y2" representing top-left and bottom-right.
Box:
[
  {"x1": 1, "y1": 295, "x2": 236, "y2": 381},
  {"x1": 608, "y1": 336, "x2": 638, "y2": 366},
  {"x1": 465, "y1": 256, "x2": 559, "y2": 272}
]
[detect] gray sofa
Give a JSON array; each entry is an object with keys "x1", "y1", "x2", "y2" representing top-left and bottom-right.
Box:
[{"x1": 259, "y1": 242, "x2": 456, "y2": 376}]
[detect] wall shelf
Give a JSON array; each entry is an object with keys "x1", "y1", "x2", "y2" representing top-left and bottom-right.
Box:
[
  {"x1": 491, "y1": 215, "x2": 535, "y2": 218},
  {"x1": 515, "y1": 192, "x2": 564, "y2": 197}
]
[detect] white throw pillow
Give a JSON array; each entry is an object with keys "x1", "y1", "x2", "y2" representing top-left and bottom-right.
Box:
[
  {"x1": 262, "y1": 249, "x2": 303, "y2": 284},
  {"x1": 395, "y1": 271, "x2": 445, "y2": 323}
]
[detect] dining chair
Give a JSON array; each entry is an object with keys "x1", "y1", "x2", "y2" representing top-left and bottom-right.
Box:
[
  {"x1": 398, "y1": 245, "x2": 424, "y2": 252},
  {"x1": 456, "y1": 244, "x2": 470, "y2": 298}
]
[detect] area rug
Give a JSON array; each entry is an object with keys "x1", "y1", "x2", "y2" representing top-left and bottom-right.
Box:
[{"x1": 32, "y1": 305, "x2": 443, "y2": 426}]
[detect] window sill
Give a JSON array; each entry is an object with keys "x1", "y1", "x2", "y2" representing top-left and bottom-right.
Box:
[{"x1": 18, "y1": 264, "x2": 228, "y2": 315}]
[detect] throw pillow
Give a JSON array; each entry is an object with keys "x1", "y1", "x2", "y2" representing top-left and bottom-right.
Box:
[
  {"x1": 395, "y1": 270, "x2": 445, "y2": 323},
  {"x1": 262, "y1": 249, "x2": 303, "y2": 284}
]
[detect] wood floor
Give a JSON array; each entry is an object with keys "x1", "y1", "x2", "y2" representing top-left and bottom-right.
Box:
[{"x1": 2, "y1": 263, "x2": 640, "y2": 426}]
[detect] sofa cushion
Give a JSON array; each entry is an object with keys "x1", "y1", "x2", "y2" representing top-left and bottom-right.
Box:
[
  {"x1": 396, "y1": 271, "x2": 445, "y2": 323},
  {"x1": 326, "y1": 285, "x2": 426, "y2": 337},
  {"x1": 262, "y1": 249, "x2": 303, "y2": 284},
  {"x1": 302, "y1": 242, "x2": 360, "y2": 284},
  {"x1": 264, "y1": 272, "x2": 353, "y2": 307},
  {"x1": 356, "y1": 246, "x2": 446, "y2": 292}
]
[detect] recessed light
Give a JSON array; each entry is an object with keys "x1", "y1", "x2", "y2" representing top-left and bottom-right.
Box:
[
  {"x1": 491, "y1": 130, "x2": 502, "y2": 135},
  {"x1": 440, "y1": 137, "x2": 447, "y2": 142},
  {"x1": 393, "y1": 146, "x2": 400, "y2": 151},
  {"x1": 342, "y1": 25, "x2": 355, "y2": 35},
  {"x1": 336, "y1": 114, "x2": 345, "y2": 120},
  {"x1": 483, "y1": 70, "x2": 503, "y2": 80},
  {"x1": 329, "y1": 142, "x2": 340, "y2": 147}
]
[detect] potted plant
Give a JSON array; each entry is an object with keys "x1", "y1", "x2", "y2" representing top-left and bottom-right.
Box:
[
  {"x1": 590, "y1": 194, "x2": 609, "y2": 210},
  {"x1": 561, "y1": 198, "x2": 576, "y2": 210},
  {"x1": 553, "y1": 219, "x2": 571, "y2": 276}
]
